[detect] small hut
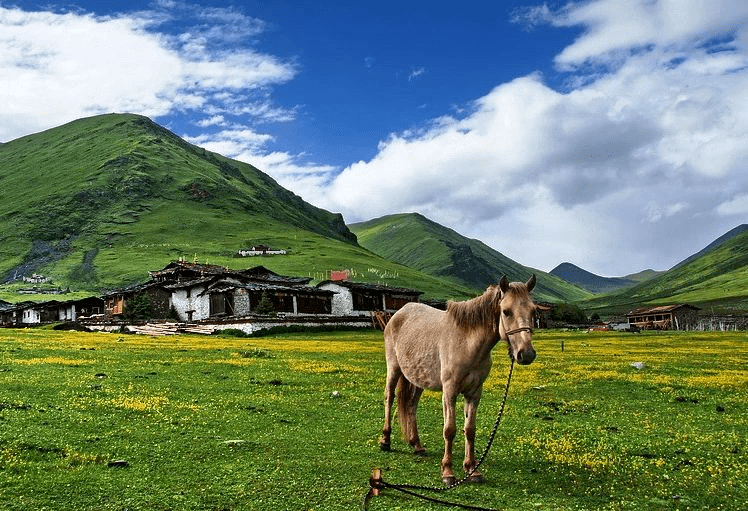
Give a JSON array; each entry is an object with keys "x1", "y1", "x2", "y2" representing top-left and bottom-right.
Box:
[{"x1": 626, "y1": 304, "x2": 700, "y2": 330}]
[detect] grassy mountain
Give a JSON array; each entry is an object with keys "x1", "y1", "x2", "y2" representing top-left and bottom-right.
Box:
[
  {"x1": 622, "y1": 268, "x2": 663, "y2": 283},
  {"x1": 349, "y1": 213, "x2": 591, "y2": 303},
  {"x1": 0, "y1": 114, "x2": 477, "y2": 301},
  {"x1": 670, "y1": 224, "x2": 748, "y2": 270},
  {"x1": 582, "y1": 226, "x2": 748, "y2": 316},
  {"x1": 549, "y1": 262, "x2": 660, "y2": 294}
]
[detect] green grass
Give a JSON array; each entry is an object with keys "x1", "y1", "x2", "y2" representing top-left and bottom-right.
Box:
[{"x1": 1, "y1": 328, "x2": 746, "y2": 510}]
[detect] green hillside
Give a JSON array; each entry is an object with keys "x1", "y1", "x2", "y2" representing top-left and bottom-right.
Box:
[
  {"x1": 583, "y1": 228, "x2": 748, "y2": 316},
  {"x1": 350, "y1": 213, "x2": 591, "y2": 303},
  {"x1": 0, "y1": 114, "x2": 476, "y2": 301}
]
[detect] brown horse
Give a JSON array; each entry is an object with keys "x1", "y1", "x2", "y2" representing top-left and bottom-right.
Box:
[{"x1": 379, "y1": 275, "x2": 537, "y2": 484}]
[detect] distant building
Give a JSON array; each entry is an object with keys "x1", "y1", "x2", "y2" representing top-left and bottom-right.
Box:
[
  {"x1": 236, "y1": 245, "x2": 287, "y2": 257},
  {"x1": 627, "y1": 304, "x2": 700, "y2": 330},
  {"x1": 22, "y1": 273, "x2": 50, "y2": 284},
  {"x1": 0, "y1": 297, "x2": 104, "y2": 325}
]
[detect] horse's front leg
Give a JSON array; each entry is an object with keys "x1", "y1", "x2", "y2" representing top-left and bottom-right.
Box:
[
  {"x1": 441, "y1": 387, "x2": 458, "y2": 485},
  {"x1": 463, "y1": 389, "x2": 484, "y2": 483}
]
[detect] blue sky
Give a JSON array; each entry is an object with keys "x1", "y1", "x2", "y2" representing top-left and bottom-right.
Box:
[{"x1": 2, "y1": 0, "x2": 748, "y2": 276}]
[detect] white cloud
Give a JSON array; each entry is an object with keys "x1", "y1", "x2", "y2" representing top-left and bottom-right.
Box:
[
  {"x1": 185, "y1": 128, "x2": 273, "y2": 155},
  {"x1": 549, "y1": 0, "x2": 748, "y2": 68},
  {"x1": 183, "y1": 127, "x2": 339, "y2": 202},
  {"x1": 312, "y1": 0, "x2": 748, "y2": 275},
  {"x1": 0, "y1": 5, "x2": 295, "y2": 141},
  {"x1": 408, "y1": 67, "x2": 426, "y2": 81},
  {"x1": 196, "y1": 115, "x2": 226, "y2": 127}
]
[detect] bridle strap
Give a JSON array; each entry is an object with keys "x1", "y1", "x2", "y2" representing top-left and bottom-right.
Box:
[{"x1": 504, "y1": 326, "x2": 533, "y2": 336}]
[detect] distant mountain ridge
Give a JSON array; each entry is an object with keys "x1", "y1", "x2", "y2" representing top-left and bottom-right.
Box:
[
  {"x1": 550, "y1": 262, "x2": 639, "y2": 294},
  {"x1": 350, "y1": 213, "x2": 591, "y2": 303}
]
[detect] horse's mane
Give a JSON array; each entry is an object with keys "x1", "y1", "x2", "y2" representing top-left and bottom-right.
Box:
[
  {"x1": 446, "y1": 285, "x2": 501, "y2": 332},
  {"x1": 446, "y1": 282, "x2": 531, "y2": 333}
]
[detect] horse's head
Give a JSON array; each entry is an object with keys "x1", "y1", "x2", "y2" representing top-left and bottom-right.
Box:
[{"x1": 498, "y1": 274, "x2": 537, "y2": 365}]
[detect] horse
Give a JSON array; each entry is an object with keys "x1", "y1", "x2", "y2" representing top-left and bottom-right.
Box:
[{"x1": 379, "y1": 275, "x2": 538, "y2": 485}]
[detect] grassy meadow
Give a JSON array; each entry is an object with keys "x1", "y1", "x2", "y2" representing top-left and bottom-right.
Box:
[{"x1": 0, "y1": 327, "x2": 746, "y2": 510}]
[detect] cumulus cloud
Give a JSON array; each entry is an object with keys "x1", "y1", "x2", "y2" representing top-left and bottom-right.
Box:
[
  {"x1": 717, "y1": 194, "x2": 748, "y2": 216},
  {"x1": 0, "y1": 4, "x2": 295, "y2": 141},
  {"x1": 313, "y1": 0, "x2": 748, "y2": 274}
]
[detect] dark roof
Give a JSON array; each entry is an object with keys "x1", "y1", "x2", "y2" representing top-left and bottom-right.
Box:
[
  {"x1": 627, "y1": 304, "x2": 700, "y2": 315},
  {"x1": 150, "y1": 260, "x2": 231, "y2": 280},
  {"x1": 102, "y1": 281, "x2": 168, "y2": 297},
  {"x1": 239, "y1": 266, "x2": 312, "y2": 284},
  {"x1": 317, "y1": 280, "x2": 423, "y2": 295},
  {"x1": 164, "y1": 276, "x2": 231, "y2": 291},
  {"x1": 162, "y1": 275, "x2": 332, "y2": 297}
]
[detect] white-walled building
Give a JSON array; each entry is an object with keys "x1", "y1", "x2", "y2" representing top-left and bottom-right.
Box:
[{"x1": 316, "y1": 281, "x2": 422, "y2": 316}]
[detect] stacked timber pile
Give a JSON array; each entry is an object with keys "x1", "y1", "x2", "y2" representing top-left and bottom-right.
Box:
[
  {"x1": 128, "y1": 322, "x2": 181, "y2": 336},
  {"x1": 182, "y1": 324, "x2": 216, "y2": 335},
  {"x1": 127, "y1": 322, "x2": 217, "y2": 336}
]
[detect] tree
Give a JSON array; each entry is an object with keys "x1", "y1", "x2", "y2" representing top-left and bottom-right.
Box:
[
  {"x1": 550, "y1": 303, "x2": 588, "y2": 325},
  {"x1": 254, "y1": 292, "x2": 275, "y2": 316}
]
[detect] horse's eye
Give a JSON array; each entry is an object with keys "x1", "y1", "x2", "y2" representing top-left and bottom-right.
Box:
[{"x1": 503, "y1": 309, "x2": 513, "y2": 317}]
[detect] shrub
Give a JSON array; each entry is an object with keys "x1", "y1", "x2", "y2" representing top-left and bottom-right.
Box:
[{"x1": 124, "y1": 294, "x2": 153, "y2": 321}]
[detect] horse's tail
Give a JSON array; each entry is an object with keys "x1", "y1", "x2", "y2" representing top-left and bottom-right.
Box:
[{"x1": 396, "y1": 375, "x2": 421, "y2": 447}]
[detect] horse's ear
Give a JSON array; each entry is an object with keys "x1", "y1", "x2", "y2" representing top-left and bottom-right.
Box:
[
  {"x1": 526, "y1": 274, "x2": 536, "y2": 292},
  {"x1": 499, "y1": 275, "x2": 509, "y2": 294}
]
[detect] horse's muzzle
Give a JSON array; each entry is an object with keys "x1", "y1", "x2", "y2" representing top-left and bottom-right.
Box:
[{"x1": 515, "y1": 347, "x2": 536, "y2": 365}]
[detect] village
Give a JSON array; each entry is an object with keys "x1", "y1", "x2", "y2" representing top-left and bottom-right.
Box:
[
  {"x1": 0, "y1": 260, "x2": 427, "y2": 335},
  {"x1": 1, "y1": 258, "x2": 740, "y2": 334}
]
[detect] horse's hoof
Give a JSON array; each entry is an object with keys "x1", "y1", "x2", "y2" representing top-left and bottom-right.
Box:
[
  {"x1": 379, "y1": 441, "x2": 391, "y2": 452},
  {"x1": 468, "y1": 472, "x2": 485, "y2": 484},
  {"x1": 414, "y1": 446, "x2": 426, "y2": 456},
  {"x1": 442, "y1": 475, "x2": 457, "y2": 486}
]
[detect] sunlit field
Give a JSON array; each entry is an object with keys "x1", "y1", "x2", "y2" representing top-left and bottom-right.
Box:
[{"x1": 1, "y1": 328, "x2": 746, "y2": 510}]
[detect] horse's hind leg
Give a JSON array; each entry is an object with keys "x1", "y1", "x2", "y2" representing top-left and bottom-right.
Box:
[
  {"x1": 407, "y1": 385, "x2": 425, "y2": 454},
  {"x1": 441, "y1": 387, "x2": 458, "y2": 485},
  {"x1": 380, "y1": 364, "x2": 401, "y2": 451}
]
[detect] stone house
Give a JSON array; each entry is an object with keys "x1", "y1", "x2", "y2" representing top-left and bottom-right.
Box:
[{"x1": 167, "y1": 276, "x2": 334, "y2": 321}]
